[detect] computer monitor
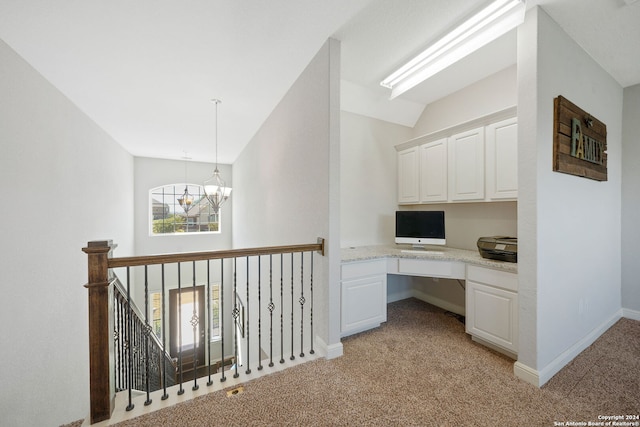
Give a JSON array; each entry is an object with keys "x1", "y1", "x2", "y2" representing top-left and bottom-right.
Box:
[{"x1": 395, "y1": 210, "x2": 446, "y2": 248}]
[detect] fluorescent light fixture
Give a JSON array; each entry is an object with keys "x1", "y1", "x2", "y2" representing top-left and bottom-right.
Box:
[{"x1": 380, "y1": 0, "x2": 526, "y2": 100}]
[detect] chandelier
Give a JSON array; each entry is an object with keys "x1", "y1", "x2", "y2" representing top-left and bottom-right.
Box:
[
  {"x1": 177, "y1": 152, "x2": 194, "y2": 214},
  {"x1": 203, "y1": 99, "x2": 231, "y2": 213}
]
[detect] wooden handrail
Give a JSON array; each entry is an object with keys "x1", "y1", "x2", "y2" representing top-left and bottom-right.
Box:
[{"x1": 108, "y1": 239, "x2": 324, "y2": 268}]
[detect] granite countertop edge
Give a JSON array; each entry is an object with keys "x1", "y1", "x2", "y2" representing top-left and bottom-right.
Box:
[{"x1": 341, "y1": 244, "x2": 518, "y2": 273}]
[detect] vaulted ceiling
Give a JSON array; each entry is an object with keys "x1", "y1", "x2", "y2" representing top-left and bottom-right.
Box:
[{"x1": 1, "y1": 0, "x2": 638, "y2": 164}]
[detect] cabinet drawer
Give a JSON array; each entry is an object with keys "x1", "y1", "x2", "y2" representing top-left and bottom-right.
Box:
[
  {"x1": 341, "y1": 259, "x2": 387, "y2": 280},
  {"x1": 397, "y1": 258, "x2": 465, "y2": 279},
  {"x1": 467, "y1": 265, "x2": 517, "y2": 292}
]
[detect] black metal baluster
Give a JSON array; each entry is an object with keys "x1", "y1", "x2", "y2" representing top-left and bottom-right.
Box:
[
  {"x1": 122, "y1": 294, "x2": 127, "y2": 388},
  {"x1": 220, "y1": 258, "x2": 226, "y2": 382},
  {"x1": 310, "y1": 253, "x2": 315, "y2": 355},
  {"x1": 138, "y1": 320, "x2": 144, "y2": 389},
  {"x1": 120, "y1": 292, "x2": 126, "y2": 391},
  {"x1": 206, "y1": 260, "x2": 213, "y2": 386},
  {"x1": 290, "y1": 253, "x2": 295, "y2": 361},
  {"x1": 268, "y1": 255, "x2": 274, "y2": 368},
  {"x1": 134, "y1": 314, "x2": 140, "y2": 390},
  {"x1": 191, "y1": 261, "x2": 199, "y2": 391},
  {"x1": 144, "y1": 266, "x2": 152, "y2": 406},
  {"x1": 245, "y1": 256, "x2": 251, "y2": 375},
  {"x1": 131, "y1": 316, "x2": 137, "y2": 391},
  {"x1": 138, "y1": 319, "x2": 143, "y2": 389},
  {"x1": 161, "y1": 264, "x2": 169, "y2": 400},
  {"x1": 115, "y1": 292, "x2": 122, "y2": 391},
  {"x1": 300, "y1": 252, "x2": 305, "y2": 358},
  {"x1": 233, "y1": 258, "x2": 239, "y2": 379},
  {"x1": 120, "y1": 293, "x2": 125, "y2": 390},
  {"x1": 122, "y1": 294, "x2": 127, "y2": 387},
  {"x1": 126, "y1": 267, "x2": 134, "y2": 411},
  {"x1": 257, "y1": 256, "x2": 263, "y2": 371},
  {"x1": 280, "y1": 254, "x2": 284, "y2": 364},
  {"x1": 177, "y1": 263, "x2": 184, "y2": 395}
]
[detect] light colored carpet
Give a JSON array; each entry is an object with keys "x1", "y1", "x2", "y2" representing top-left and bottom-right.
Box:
[{"x1": 65, "y1": 298, "x2": 640, "y2": 426}]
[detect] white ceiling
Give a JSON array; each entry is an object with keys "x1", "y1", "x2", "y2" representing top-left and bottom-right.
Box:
[{"x1": 1, "y1": 0, "x2": 638, "y2": 164}]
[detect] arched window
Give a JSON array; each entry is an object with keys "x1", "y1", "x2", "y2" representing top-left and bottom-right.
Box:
[{"x1": 149, "y1": 183, "x2": 220, "y2": 235}]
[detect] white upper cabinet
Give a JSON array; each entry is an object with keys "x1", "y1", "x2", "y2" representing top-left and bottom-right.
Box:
[
  {"x1": 448, "y1": 127, "x2": 485, "y2": 201},
  {"x1": 397, "y1": 146, "x2": 419, "y2": 204},
  {"x1": 486, "y1": 117, "x2": 518, "y2": 200},
  {"x1": 395, "y1": 109, "x2": 518, "y2": 205},
  {"x1": 419, "y1": 138, "x2": 448, "y2": 203}
]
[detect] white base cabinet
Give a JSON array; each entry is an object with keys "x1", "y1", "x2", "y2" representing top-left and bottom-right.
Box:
[
  {"x1": 465, "y1": 265, "x2": 518, "y2": 357},
  {"x1": 340, "y1": 259, "x2": 387, "y2": 337}
]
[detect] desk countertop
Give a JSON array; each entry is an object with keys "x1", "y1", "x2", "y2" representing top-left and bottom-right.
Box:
[{"x1": 341, "y1": 244, "x2": 518, "y2": 273}]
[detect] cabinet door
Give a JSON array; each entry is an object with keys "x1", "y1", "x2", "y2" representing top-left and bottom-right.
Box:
[
  {"x1": 419, "y1": 138, "x2": 448, "y2": 203},
  {"x1": 486, "y1": 117, "x2": 518, "y2": 200},
  {"x1": 448, "y1": 127, "x2": 485, "y2": 201},
  {"x1": 397, "y1": 147, "x2": 419, "y2": 204},
  {"x1": 341, "y1": 275, "x2": 387, "y2": 337},
  {"x1": 466, "y1": 280, "x2": 518, "y2": 353}
]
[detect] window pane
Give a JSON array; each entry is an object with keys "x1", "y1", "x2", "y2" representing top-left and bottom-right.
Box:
[
  {"x1": 211, "y1": 284, "x2": 221, "y2": 339},
  {"x1": 152, "y1": 292, "x2": 162, "y2": 339},
  {"x1": 149, "y1": 184, "x2": 220, "y2": 235}
]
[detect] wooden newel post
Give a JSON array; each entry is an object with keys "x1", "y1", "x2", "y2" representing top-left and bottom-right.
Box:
[{"x1": 83, "y1": 240, "x2": 117, "y2": 424}]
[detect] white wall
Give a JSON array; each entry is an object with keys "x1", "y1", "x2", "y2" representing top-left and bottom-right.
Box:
[
  {"x1": 413, "y1": 65, "x2": 517, "y2": 137},
  {"x1": 622, "y1": 84, "x2": 640, "y2": 317},
  {"x1": 232, "y1": 39, "x2": 342, "y2": 356},
  {"x1": 340, "y1": 111, "x2": 412, "y2": 247},
  {"x1": 516, "y1": 7, "x2": 623, "y2": 386},
  {"x1": 0, "y1": 39, "x2": 134, "y2": 426},
  {"x1": 402, "y1": 203, "x2": 517, "y2": 251}
]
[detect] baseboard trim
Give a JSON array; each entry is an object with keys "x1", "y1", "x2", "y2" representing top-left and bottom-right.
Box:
[
  {"x1": 514, "y1": 361, "x2": 540, "y2": 386},
  {"x1": 387, "y1": 289, "x2": 413, "y2": 304},
  {"x1": 515, "y1": 310, "x2": 623, "y2": 387},
  {"x1": 623, "y1": 307, "x2": 640, "y2": 321},
  {"x1": 412, "y1": 289, "x2": 465, "y2": 316},
  {"x1": 472, "y1": 335, "x2": 517, "y2": 359},
  {"x1": 316, "y1": 335, "x2": 343, "y2": 359}
]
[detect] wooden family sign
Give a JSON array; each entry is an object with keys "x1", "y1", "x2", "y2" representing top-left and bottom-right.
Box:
[{"x1": 553, "y1": 95, "x2": 607, "y2": 181}]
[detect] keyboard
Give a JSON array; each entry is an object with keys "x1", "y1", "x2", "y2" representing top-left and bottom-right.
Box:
[{"x1": 401, "y1": 250, "x2": 445, "y2": 255}]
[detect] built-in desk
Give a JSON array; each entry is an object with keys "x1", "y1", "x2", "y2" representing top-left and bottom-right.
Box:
[{"x1": 340, "y1": 245, "x2": 518, "y2": 358}]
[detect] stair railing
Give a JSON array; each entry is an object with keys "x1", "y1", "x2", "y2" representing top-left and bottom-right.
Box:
[
  {"x1": 112, "y1": 278, "x2": 176, "y2": 394},
  {"x1": 82, "y1": 238, "x2": 325, "y2": 424}
]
